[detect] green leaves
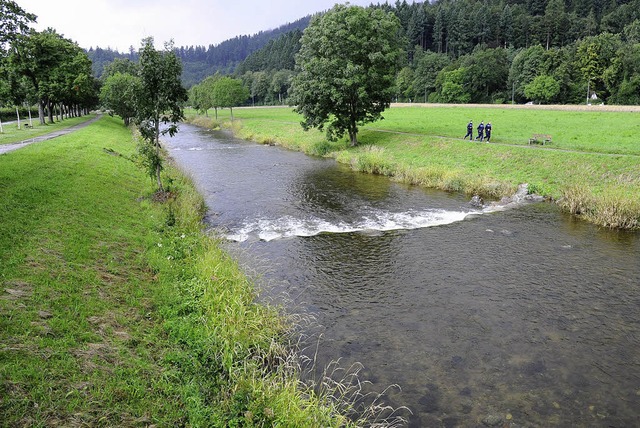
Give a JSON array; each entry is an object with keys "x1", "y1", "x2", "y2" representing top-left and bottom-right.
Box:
[
  {"x1": 134, "y1": 38, "x2": 188, "y2": 191},
  {"x1": 290, "y1": 4, "x2": 402, "y2": 146}
]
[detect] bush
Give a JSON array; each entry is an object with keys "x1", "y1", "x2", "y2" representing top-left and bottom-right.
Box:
[{"x1": 0, "y1": 106, "x2": 37, "y2": 123}]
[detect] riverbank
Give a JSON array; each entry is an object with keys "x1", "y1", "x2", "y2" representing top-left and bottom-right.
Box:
[
  {"x1": 185, "y1": 105, "x2": 640, "y2": 230},
  {"x1": 0, "y1": 115, "x2": 369, "y2": 426}
]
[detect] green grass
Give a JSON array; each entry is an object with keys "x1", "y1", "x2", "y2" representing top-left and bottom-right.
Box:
[
  {"x1": 1, "y1": 115, "x2": 372, "y2": 426},
  {"x1": 0, "y1": 115, "x2": 97, "y2": 145},
  {"x1": 185, "y1": 105, "x2": 640, "y2": 229}
]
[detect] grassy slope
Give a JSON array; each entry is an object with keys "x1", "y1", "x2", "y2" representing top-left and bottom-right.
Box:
[
  {"x1": 0, "y1": 116, "x2": 356, "y2": 426},
  {"x1": 0, "y1": 115, "x2": 96, "y2": 145},
  {"x1": 186, "y1": 105, "x2": 640, "y2": 230}
]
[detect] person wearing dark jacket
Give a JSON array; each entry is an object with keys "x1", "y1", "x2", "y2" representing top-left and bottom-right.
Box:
[
  {"x1": 464, "y1": 120, "x2": 473, "y2": 140},
  {"x1": 476, "y1": 121, "x2": 485, "y2": 141},
  {"x1": 484, "y1": 122, "x2": 492, "y2": 142}
]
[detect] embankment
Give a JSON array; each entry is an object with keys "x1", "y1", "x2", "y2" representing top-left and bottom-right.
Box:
[{"x1": 0, "y1": 115, "x2": 367, "y2": 426}]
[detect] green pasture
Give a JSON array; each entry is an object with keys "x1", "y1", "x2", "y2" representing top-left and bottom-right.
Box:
[
  {"x1": 0, "y1": 115, "x2": 361, "y2": 426},
  {"x1": 185, "y1": 105, "x2": 640, "y2": 229},
  {"x1": 0, "y1": 115, "x2": 96, "y2": 145},
  {"x1": 189, "y1": 105, "x2": 640, "y2": 155}
]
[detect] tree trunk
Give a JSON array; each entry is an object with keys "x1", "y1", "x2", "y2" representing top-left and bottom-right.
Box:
[
  {"x1": 154, "y1": 117, "x2": 163, "y2": 191},
  {"x1": 38, "y1": 100, "x2": 45, "y2": 125},
  {"x1": 230, "y1": 107, "x2": 234, "y2": 122},
  {"x1": 47, "y1": 100, "x2": 54, "y2": 123}
]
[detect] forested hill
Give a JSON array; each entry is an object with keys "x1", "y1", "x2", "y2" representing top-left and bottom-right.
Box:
[
  {"x1": 86, "y1": 15, "x2": 311, "y2": 86},
  {"x1": 91, "y1": 0, "x2": 640, "y2": 105},
  {"x1": 230, "y1": 0, "x2": 640, "y2": 106}
]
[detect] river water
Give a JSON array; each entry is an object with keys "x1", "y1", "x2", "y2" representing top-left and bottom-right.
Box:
[{"x1": 167, "y1": 124, "x2": 640, "y2": 427}]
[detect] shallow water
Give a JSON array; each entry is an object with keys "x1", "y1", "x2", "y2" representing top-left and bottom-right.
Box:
[{"x1": 167, "y1": 124, "x2": 640, "y2": 427}]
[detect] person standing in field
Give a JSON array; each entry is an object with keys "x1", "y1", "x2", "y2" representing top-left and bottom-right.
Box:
[
  {"x1": 484, "y1": 122, "x2": 492, "y2": 142},
  {"x1": 464, "y1": 120, "x2": 473, "y2": 140},
  {"x1": 476, "y1": 121, "x2": 485, "y2": 141}
]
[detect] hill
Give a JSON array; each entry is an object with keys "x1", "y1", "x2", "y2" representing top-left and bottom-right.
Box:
[{"x1": 86, "y1": 16, "x2": 311, "y2": 87}]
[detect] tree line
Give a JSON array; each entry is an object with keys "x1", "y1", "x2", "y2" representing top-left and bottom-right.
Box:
[
  {"x1": 215, "y1": 0, "x2": 640, "y2": 107},
  {"x1": 0, "y1": 1, "x2": 97, "y2": 124}
]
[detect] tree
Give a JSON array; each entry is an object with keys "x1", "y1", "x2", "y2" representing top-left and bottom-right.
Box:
[
  {"x1": 0, "y1": 0, "x2": 36, "y2": 54},
  {"x1": 270, "y1": 69, "x2": 293, "y2": 104},
  {"x1": 290, "y1": 4, "x2": 403, "y2": 146},
  {"x1": 212, "y1": 76, "x2": 249, "y2": 121},
  {"x1": 437, "y1": 68, "x2": 471, "y2": 103},
  {"x1": 544, "y1": 0, "x2": 567, "y2": 49},
  {"x1": 576, "y1": 33, "x2": 622, "y2": 102},
  {"x1": 135, "y1": 37, "x2": 188, "y2": 192},
  {"x1": 524, "y1": 74, "x2": 560, "y2": 103},
  {"x1": 101, "y1": 58, "x2": 138, "y2": 79},
  {"x1": 250, "y1": 71, "x2": 270, "y2": 105},
  {"x1": 100, "y1": 72, "x2": 140, "y2": 125},
  {"x1": 395, "y1": 66, "x2": 415, "y2": 101},
  {"x1": 413, "y1": 50, "x2": 451, "y2": 101},
  {"x1": 8, "y1": 29, "x2": 92, "y2": 124},
  {"x1": 461, "y1": 47, "x2": 509, "y2": 102}
]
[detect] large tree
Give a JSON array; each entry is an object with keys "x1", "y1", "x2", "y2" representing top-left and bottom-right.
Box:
[
  {"x1": 290, "y1": 4, "x2": 403, "y2": 146},
  {"x1": 212, "y1": 76, "x2": 249, "y2": 121},
  {"x1": 135, "y1": 37, "x2": 187, "y2": 191},
  {"x1": 100, "y1": 72, "x2": 140, "y2": 125}
]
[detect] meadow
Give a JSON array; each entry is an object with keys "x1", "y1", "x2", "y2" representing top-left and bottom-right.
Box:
[
  {"x1": 186, "y1": 104, "x2": 640, "y2": 230},
  {"x1": 0, "y1": 115, "x2": 97, "y2": 145},
  {"x1": 0, "y1": 115, "x2": 371, "y2": 426}
]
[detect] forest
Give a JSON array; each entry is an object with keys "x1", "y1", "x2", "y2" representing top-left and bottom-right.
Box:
[
  {"x1": 4, "y1": 0, "x2": 640, "y2": 121},
  {"x1": 189, "y1": 0, "x2": 640, "y2": 106}
]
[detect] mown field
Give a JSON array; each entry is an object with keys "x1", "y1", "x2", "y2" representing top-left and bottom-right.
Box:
[
  {"x1": 186, "y1": 104, "x2": 640, "y2": 230},
  {"x1": 0, "y1": 115, "x2": 96, "y2": 145},
  {"x1": 0, "y1": 115, "x2": 366, "y2": 426}
]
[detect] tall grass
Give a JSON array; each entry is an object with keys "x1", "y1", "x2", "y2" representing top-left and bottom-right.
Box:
[{"x1": 1, "y1": 115, "x2": 403, "y2": 426}]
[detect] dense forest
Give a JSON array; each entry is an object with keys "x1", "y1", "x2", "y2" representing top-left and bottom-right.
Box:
[
  {"x1": 23, "y1": 0, "x2": 640, "y2": 108},
  {"x1": 227, "y1": 0, "x2": 640, "y2": 106}
]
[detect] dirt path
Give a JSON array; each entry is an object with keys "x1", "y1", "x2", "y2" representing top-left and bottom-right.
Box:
[
  {"x1": 0, "y1": 115, "x2": 101, "y2": 155},
  {"x1": 390, "y1": 102, "x2": 640, "y2": 112},
  {"x1": 365, "y1": 127, "x2": 640, "y2": 157}
]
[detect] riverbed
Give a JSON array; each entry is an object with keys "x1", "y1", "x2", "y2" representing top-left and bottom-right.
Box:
[{"x1": 167, "y1": 124, "x2": 640, "y2": 427}]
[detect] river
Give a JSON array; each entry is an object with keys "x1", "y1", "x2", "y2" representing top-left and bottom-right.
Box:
[{"x1": 167, "y1": 124, "x2": 640, "y2": 427}]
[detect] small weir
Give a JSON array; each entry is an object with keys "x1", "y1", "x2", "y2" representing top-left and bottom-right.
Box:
[{"x1": 168, "y1": 124, "x2": 640, "y2": 427}]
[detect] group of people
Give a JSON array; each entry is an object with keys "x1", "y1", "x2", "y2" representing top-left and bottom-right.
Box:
[{"x1": 463, "y1": 120, "x2": 492, "y2": 142}]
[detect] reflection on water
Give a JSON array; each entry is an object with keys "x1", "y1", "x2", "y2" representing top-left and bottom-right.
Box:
[{"x1": 167, "y1": 125, "x2": 640, "y2": 427}]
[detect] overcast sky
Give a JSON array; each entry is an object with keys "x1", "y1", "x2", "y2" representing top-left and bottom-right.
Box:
[{"x1": 20, "y1": 0, "x2": 387, "y2": 51}]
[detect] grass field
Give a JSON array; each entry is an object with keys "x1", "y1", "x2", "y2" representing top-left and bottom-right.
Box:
[
  {"x1": 185, "y1": 104, "x2": 640, "y2": 230},
  {"x1": 0, "y1": 115, "x2": 98, "y2": 146},
  {"x1": 0, "y1": 115, "x2": 368, "y2": 426}
]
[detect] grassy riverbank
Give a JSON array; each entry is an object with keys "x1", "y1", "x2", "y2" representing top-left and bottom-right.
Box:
[
  {"x1": 0, "y1": 115, "x2": 96, "y2": 145},
  {"x1": 0, "y1": 115, "x2": 367, "y2": 426},
  {"x1": 185, "y1": 105, "x2": 640, "y2": 230}
]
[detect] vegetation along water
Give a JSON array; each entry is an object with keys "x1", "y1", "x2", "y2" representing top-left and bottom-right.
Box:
[
  {"x1": 0, "y1": 115, "x2": 373, "y2": 426},
  {"x1": 186, "y1": 104, "x2": 640, "y2": 231}
]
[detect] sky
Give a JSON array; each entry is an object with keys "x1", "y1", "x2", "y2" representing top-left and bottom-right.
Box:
[{"x1": 20, "y1": 0, "x2": 385, "y2": 52}]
